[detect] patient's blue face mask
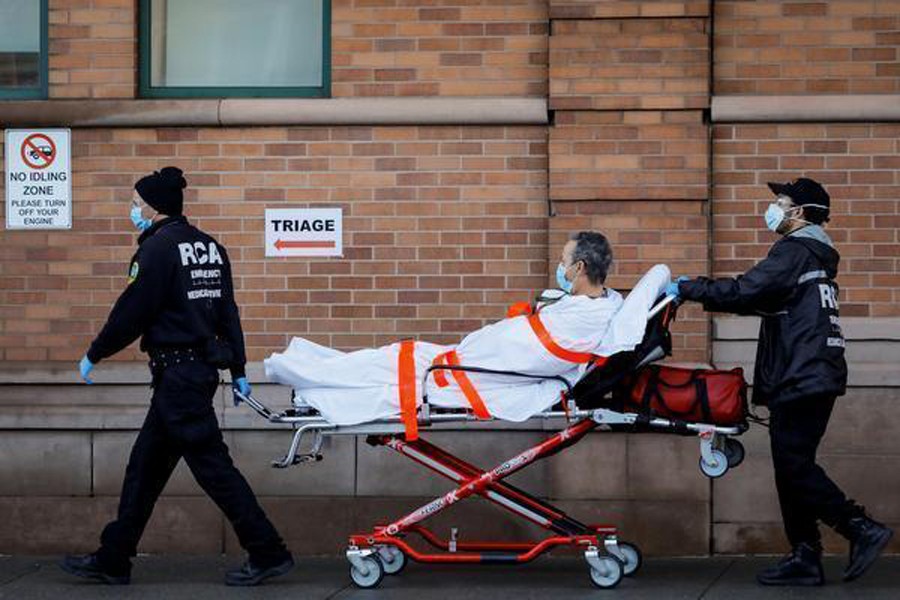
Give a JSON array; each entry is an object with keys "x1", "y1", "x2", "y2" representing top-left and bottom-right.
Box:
[
  {"x1": 556, "y1": 262, "x2": 573, "y2": 294},
  {"x1": 130, "y1": 200, "x2": 153, "y2": 232}
]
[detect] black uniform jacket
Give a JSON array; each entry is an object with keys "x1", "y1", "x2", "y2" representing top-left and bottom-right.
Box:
[
  {"x1": 679, "y1": 233, "x2": 847, "y2": 407},
  {"x1": 87, "y1": 216, "x2": 247, "y2": 379}
]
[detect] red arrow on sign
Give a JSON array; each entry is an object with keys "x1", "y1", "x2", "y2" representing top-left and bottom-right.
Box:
[{"x1": 274, "y1": 239, "x2": 336, "y2": 250}]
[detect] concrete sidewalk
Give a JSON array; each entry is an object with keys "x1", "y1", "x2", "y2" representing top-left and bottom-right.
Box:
[{"x1": 1, "y1": 555, "x2": 898, "y2": 599}]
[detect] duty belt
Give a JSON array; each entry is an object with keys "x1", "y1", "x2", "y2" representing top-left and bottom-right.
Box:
[{"x1": 147, "y1": 347, "x2": 202, "y2": 371}]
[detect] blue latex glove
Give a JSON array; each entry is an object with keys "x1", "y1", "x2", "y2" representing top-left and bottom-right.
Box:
[
  {"x1": 665, "y1": 276, "x2": 690, "y2": 298},
  {"x1": 79, "y1": 355, "x2": 94, "y2": 384},
  {"x1": 232, "y1": 376, "x2": 251, "y2": 406}
]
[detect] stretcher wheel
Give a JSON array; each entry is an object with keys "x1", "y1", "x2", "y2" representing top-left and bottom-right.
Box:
[
  {"x1": 723, "y1": 438, "x2": 745, "y2": 469},
  {"x1": 349, "y1": 554, "x2": 384, "y2": 589},
  {"x1": 699, "y1": 449, "x2": 729, "y2": 479},
  {"x1": 617, "y1": 542, "x2": 642, "y2": 577},
  {"x1": 378, "y1": 545, "x2": 407, "y2": 575},
  {"x1": 588, "y1": 555, "x2": 624, "y2": 589}
]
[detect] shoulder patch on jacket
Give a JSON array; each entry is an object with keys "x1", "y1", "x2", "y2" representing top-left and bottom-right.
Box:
[{"x1": 127, "y1": 261, "x2": 139, "y2": 285}]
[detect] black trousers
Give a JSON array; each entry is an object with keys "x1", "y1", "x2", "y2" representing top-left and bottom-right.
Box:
[
  {"x1": 97, "y1": 361, "x2": 288, "y2": 573},
  {"x1": 769, "y1": 395, "x2": 861, "y2": 548}
]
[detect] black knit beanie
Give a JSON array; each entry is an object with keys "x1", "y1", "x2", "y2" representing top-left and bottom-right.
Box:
[{"x1": 134, "y1": 166, "x2": 187, "y2": 216}]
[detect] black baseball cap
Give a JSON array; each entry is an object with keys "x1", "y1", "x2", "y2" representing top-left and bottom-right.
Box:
[{"x1": 766, "y1": 177, "x2": 830, "y2": 210}]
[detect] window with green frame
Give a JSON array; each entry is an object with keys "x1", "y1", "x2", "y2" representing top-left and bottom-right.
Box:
[
  {"x1": 0, "y1": 0, "x2": 48, "y2": 99},
  {"x1": 139, "y1": 0, "x2": 330, "y2": 98}
]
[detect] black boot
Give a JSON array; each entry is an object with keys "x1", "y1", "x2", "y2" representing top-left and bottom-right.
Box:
[
  {"x1": 59, "y1": 553, "x2": 130, "y2": 585},
  {"x1": 840, "y1": 515, "x2": 894, "y2": 582},
  {"x1": 225, "y1": 554, "x2": 295, "y2": 586},
  {"x1": 756, "y1": 542, "x2": 824, "y2": 586}
]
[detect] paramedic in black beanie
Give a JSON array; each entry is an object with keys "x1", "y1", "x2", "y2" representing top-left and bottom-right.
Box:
[
  {"x1": 61, "y1": 167, "x2": 294, "y2": 586},
  {"x1": 668, "y1": 177, "x2": 893, "y2": 586}
]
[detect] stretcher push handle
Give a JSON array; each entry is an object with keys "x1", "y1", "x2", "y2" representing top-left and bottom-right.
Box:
[
  {"x1": 647, "y1": 294, "x2": 679, "y2": 321},
  {"x1": 233, "y1": 390, "x2": 278, "y2": 422}
]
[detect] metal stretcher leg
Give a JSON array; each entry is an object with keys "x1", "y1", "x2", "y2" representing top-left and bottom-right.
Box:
[
  {"x1": 346, "y1": 418, "x2": 641, "y2": 589},
  {"x1": 379, "y1": 435, "x2": 597, "y2": 537}
]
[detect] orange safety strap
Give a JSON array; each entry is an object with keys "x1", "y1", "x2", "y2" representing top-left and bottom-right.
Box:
[
  {"x1": 398, "y1": 340, "x2": 419, "y2": 441},
  {"x1": 527, "y1": 313, "x2": 597, "y2": 364},
  {"x1": 506, "y1": 301, "x2": 533, "y2": 318},
  {"x1": 431, "y1": 353, "x2": 450, "y2": 388},
  {"x1": 443, "y1": 350, "x2": 491, "y2": 420}
]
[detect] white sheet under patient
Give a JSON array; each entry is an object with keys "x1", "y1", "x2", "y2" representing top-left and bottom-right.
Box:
[{"x1": 264, "y1": 264, "x2": 671, "y2": 425}]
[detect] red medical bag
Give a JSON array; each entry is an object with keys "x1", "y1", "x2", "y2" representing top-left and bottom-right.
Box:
[{"x1": 616, "y1": 365, "x2": 748, "y2": 426}]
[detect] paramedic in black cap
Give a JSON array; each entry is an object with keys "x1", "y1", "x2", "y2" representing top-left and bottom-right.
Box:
[
  {"x1": 669, "y1": 177, "x2": 893, "y2": 586},
  {"x1": 62, "y1": 167, "x2": 294, "y2": 586}
]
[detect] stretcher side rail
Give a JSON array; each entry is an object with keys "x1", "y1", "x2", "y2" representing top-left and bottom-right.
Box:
[
  {"x1": 234, "y1": 391, "x2": 744, "y2": 471},
  {"x1": 421, "y1": 364, "x2": 573, "y2": 405}
]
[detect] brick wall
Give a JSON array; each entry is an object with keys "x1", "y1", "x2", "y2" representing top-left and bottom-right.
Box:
[
  {"x1": 550, "y1": 18, "x2": 709, "y2": 110},
  {"x1": 48, "y1": 0, "x2": 136, "y2": 99},
  {"x1": 550, "y1": 1, "x2": 709, "y2": 19},
  {"x1": 332, "y1": 0, "x2": 548, "y2": 97},
  {"x1": 0, "y1": 126, "x2": 548, "y2": 362},
  {"x1": 550, "y1": 110, "x2": 708, "y2": 200},
  {"x1": 715, "y1": 0, "x2": 900, "y2": 95},
  {"x1": 712, "y1": 122, "x2": 900, "y2": 317}
]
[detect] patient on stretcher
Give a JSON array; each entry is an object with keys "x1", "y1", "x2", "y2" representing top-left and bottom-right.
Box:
[{"x1": 264, "y1": 232, "x2": 670, "y2": 426}]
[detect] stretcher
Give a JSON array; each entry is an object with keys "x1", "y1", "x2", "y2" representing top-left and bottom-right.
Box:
[{"x1": 238, "y1": 294, "x2": 749, "y2": 590}]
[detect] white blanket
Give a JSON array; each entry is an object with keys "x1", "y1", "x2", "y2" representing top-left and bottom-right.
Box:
[{"x1": 264, "y1": 264, "x2": 671, "y2": 425}]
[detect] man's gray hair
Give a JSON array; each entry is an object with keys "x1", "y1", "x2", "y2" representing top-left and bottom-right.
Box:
[{"x1": 569, "y1": 231, "x2": 613, "y2": 285}]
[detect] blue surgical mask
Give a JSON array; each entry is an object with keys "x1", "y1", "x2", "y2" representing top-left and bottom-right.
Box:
[
  {"x1": 764, "y1": 203, "x2": 786, "y2": 232},
  {"x1": 765, "y1": 202, "x2": 809, "y2": 233},
  {"x1": 130, "y1": 205, "x2": 152, "y2": 232},
  {"x1": 556, "y1": 262, "x2": 573, "y2": 294}
]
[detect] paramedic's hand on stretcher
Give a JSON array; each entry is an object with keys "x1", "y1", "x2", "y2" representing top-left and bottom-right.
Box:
[
  {"x1": 665, "y1": 276, "x2": 690, "y2": 298},
  {"x1": 232, "y1": 377, "x2": 251, "y2": 406},
  {"x1": 78, "y1": 355, "x2": 94, "y2": 384}
]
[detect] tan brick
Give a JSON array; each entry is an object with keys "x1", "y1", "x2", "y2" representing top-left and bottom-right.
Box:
[
  {"x1": 550, "y1": 111, "x2": 708, "y2": 201},
  {"x1": 716, "y1": 0, "x2": 900, "y2": 94},
  {"x1": 332, "y1": 0, "x2": 547, "y2": 98}
]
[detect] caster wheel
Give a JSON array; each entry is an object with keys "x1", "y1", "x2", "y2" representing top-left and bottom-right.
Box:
[
  {"x1": 700, "y1": 448, "x2": 729, "y2": 478},
  {"x1": 378, "y1": 545, "x2": 407, "y2": 575},
  {"x1": 349, "y1": 554, "x2": 384, "y2": 589},
  {"x1": 588, "y1": 555, "x2": 624, "y2": 589},
  {"x1": 723, "y1": 438, "x2": 745, "y2": 469},
  {"x1": 616, "y1": 542, "x2": 643, "y2": 577}
]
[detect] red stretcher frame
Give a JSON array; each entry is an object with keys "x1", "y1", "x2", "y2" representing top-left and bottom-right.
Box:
[{"x1": 348, "y1": 415, "x2": 623, "y2": 565}]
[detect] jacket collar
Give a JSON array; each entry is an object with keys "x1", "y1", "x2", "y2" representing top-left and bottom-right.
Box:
[
  {"x1": 138, "y1": 215, "x2": 187, "y2": 245},
  {"x1": 789, "y1": 223, "x2": 834, "y2": 248}
]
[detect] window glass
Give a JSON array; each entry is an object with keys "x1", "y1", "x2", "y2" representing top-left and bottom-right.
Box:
[
  {"x1": 145, "y1": 0, "x2": 327, "y2": 96},
  {"x1": 0, "y1": 0, "x2": 44, "y2": 95}
]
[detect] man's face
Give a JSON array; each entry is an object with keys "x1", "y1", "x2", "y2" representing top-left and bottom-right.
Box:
[
  {"x1": 131, "y1": 190, "x2": 154, "y2": 219},
  {"x1": 775, "y1": 194, "x2": 803, "y2": 233},
  {"x1": 559, "y1": 239, "x2": 587, "y2": 292}
]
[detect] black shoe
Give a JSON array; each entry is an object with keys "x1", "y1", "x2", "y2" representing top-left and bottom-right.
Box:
[
  {"x1": 756, "y1": 543, "x2": 824, "y2": 586},
  {"x1": 842, "y1": 516, "x2": 894, "y2": 582},
  {"x1": 59, "y1": 553, "x2": 130, "y2": 585},
  {"x1": 225, "y1": 555, "x2": 295, "y2": 587}
]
